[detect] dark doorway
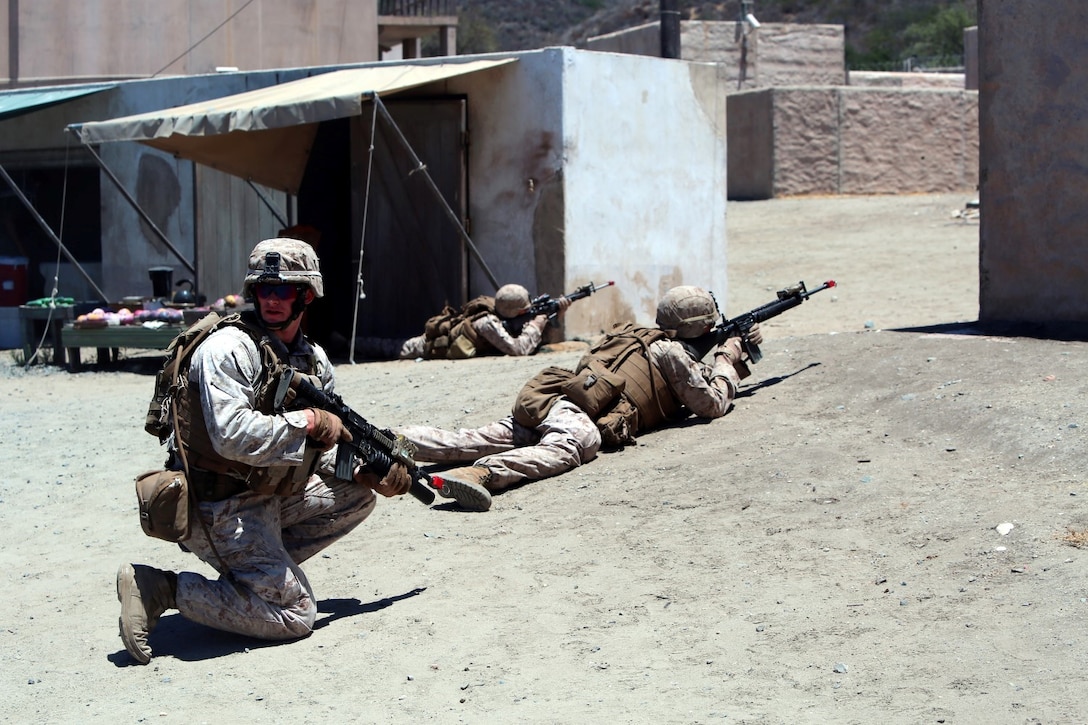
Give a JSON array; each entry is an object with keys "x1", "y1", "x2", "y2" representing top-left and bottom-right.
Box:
[
  {"x1": 295, "y1": 118, "x2": 353, "y2": 346},
  {"x1": 296, "y1": 97, "x2": 468, "y2": 349},
  {"x1": 0, "y1": 158, "x2": 102, "y2": 303},
  {"x1": 353, "y1": 97, "x2": 468, "y2": 339}
]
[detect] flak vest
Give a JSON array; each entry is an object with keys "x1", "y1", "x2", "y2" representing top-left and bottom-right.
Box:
[
  {"x1": 512, "y1": 323, "x2": 684, "y2": 448},
  {"x1": 575, "y1": 323, "x2": 682, "y2": 437},
  {"x1": 422, "y1": 295, "x2": 498, "y2": 359},
  {"x1": 172, "y1": 314, "x2": 324, "y2": 497}
]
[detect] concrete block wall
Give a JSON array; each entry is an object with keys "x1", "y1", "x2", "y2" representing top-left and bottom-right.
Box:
[
  {"x1": 849, "y1": 71, "x2": 964, "y2": 89},
  {"x1": 729, "y1": 86, "x2": 978, "y2": 199},
  {"x1": 978, "y1": 2, "x2": 1088, "y2": 325},
  {"x1": 587, "y1": 21, "x2": 844, "y2": 89},
  {"x1": 753, "y1": 24, "x2": 845, "y2": 87}
]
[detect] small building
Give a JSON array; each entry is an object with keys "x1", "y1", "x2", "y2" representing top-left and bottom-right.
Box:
[{"x1": 1, "y1": 48, "x2": 729, "y2": 350}]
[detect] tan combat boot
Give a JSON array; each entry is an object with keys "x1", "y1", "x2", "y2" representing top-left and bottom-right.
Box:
[
  {"x1": 435, "y1": 466, "x2": 494, "y2": 512},
  {"x1": 116, "y1": 563, "x2": 178, "y2": 665}
]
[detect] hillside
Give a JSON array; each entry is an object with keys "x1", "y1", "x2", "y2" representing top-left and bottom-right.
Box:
[{"x1": 455, "y1": 0, "x2": 977, "y2": 68}]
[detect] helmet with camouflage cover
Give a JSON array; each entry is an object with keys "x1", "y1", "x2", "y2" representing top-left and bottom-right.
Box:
[
  {"x1": 494, "y1": 283, "x2": 531, "y2": 319},
  {"x1": 242, "y1": 237, "x2": 324, "y2": 300},
  {"x1": 656, "y1": 285, "x2": 719, "y2": 338}
]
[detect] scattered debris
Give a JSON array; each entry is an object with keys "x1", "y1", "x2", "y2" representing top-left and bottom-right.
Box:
[{"x1": 1059, "y1": 528, "x2": 1088, "y2": 548}]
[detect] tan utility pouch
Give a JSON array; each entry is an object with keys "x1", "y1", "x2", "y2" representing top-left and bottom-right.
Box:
[
  {"x1": 560, "y1": 360, "x2": 626, "y2": 418},
  {"x1": 446, "y1": 320, "x2": 478, "y2": 359},
  {"x1": 512, "y1": 365, "x2": 575, "y2": 427},
  {"x1": 135, "y1": 469, "x2": 193, "y2": 542},
  {"x1": 447, "y1": 334, "x2": 477, "y2": 359}
]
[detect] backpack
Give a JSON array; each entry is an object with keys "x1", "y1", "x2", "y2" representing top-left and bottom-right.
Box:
[
  {"x1": 144, "y1": 311, "x2": 241, "y2": 442},
  {"x1": 421, "y1": 295, "x2": 495, "y2": 359},
  {"x1": 511, "y1": 323, "x2": 674, "y2": 448}
]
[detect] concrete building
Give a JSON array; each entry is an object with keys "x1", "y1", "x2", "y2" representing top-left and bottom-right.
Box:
[
  {"x1": 978, "y1": 3, "x2": 1088, "y2": 328},
  {"x1": 1, "y1": 0, "x2": 456, "y2": 88},
  {"x1": 1, "y1": 49, "x2": 729, "y2": 350}
]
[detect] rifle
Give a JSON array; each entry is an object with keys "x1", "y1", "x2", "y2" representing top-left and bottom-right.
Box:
[
  {"x1": 273, "y1": 369, "x2": 436, "y2": 505},
  {"x1": 684, "y1": 279, "x2": 837, "y2": 362},
  {"x1": 504, "y1": 280, "x2": 615, "y2": 334}
]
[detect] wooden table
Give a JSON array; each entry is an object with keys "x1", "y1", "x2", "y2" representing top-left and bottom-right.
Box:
[
  {"x1": 18, "y1": 304, "x2": 76, "y2": 365},
  {"x1": 60, "y1": 323, "x2": 184, "y2": 371}
]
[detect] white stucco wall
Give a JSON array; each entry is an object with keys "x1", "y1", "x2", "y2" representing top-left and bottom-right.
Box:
[
  {"x1": 561, "y1": 50, "x2": 728, "y2": 328},
  {"x1": 445, "y1": 48, "x2": 729, "y2": 335},
  {"x1": 443, "y1": 50, "x2": 565, "y2": 297}
]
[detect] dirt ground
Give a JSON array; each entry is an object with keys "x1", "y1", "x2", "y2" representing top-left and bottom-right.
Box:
[{"x1": 3, "y1": 192, "x2": 1087, "y2": 724}]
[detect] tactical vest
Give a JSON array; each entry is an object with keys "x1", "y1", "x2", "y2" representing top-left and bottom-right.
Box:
[
  {"x1": 156, "y1": 312, "x2": 322, "y2": 496},
  {"x1": 422, "y1": 295, "x2": 496, "y2": 359},
  {"x1": 575, "y1": 323, "x2": 683, "y2": 440}
]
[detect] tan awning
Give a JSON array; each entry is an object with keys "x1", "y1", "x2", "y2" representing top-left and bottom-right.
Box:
[{"x1": 72, "y1": 59, "x2": 516, "y2": 193}]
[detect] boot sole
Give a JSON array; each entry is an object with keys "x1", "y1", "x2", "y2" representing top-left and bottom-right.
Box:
[
  {"x1": 439, "y1": 479, "x2": 493, "y2": 512},
  {"x1": 116, "y1": 563, "x2": 152, "y2": 665}
]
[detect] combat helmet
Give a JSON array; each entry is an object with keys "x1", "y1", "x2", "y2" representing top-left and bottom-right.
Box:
[
  {"x1": 494, "y1": 283, "x2": 531, "y2": 319},
  {"x1": 242, "y1": 237, "x2": 324, "y2": 301},
  {"x1": 656, "y1": 285, "x2": 719, "y2": 338}
]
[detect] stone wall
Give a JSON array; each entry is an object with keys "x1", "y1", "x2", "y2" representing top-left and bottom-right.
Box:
[
  {"x1": 849, "y1": 71, "x2": 964, "y2": 89},
  {"x1": 587, "y1": 21, "x2": 844, "y2": 89},
  {"x1": 729, "y1": 87, "x2": 978, "y2": 199}
]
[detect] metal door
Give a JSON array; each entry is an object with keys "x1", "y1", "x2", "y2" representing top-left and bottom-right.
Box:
[{"x1": 351, "y1": 97, "x2": 467, "y2": 338}]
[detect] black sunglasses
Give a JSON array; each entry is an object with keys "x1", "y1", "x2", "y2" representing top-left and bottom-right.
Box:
[{"x1": 254, "y1": 283, "x2": 300, "y2": 301}]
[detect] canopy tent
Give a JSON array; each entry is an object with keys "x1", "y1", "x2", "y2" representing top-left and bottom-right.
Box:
[
  {"x1": 69, "y1": 59, "x2": 514, "y2": 357},
  {"x1": 72, "y1": 59, "x2": 516, "y2": 194},
  {"x1": 0, "y1": 83, "x2": 116, "y2": 122}
]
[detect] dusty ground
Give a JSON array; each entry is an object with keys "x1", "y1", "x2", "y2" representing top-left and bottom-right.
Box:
[{"x1": 3, "y1": 192, "x2": 1087, "y2": 724}]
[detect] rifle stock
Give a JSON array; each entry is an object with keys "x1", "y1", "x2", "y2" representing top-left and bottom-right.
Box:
[
  {"x1": 274, "y1": 369, "x2": 436, "y2": 505},
  {"x1": 686, "y1": 279, "x2": 836, "y2": 361}
]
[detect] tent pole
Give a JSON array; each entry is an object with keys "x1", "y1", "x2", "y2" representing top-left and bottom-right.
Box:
[
  {"x1": 372, "y1": 95, "x2": 501, "y2": 292},
  {"x1": 68, "y1": 128, "x2": 195, "y2": 275},
  {"x1": 0, "y1": 162, "x2": 111, "y2": 302},
  {"x1": 349, "y1": 102, "x2": 381, "y2": 365}
]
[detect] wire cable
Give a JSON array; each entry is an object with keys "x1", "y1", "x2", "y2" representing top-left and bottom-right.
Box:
[
  {"x1": 24, "y1": 137, "x2": 72, "y2": 367},
  {"x1": 152, "y1": 0, "x2": 258, "y2": 78}
]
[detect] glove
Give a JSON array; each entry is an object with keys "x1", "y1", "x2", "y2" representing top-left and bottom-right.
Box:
[
  {"x1": 746, "y1": 323, "x2": 764, "y2": 347},
  {"x1": 307, "y1": 408, "x2": 353, "y2": 451},
  {"x1": 371, "y1": 462, "x2": 412, "y2": 497},
  {"x1": 714, "y1": 337, "x2": 744, "y2": 364},
  {"x1": 714, "y1": 338, "x2": 751, "y2": 380}
]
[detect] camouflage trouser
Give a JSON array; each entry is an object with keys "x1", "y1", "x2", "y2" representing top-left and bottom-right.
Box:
[
  {"x1": 399, "y1": 399, "x2": 602, "y2": 491},
  {"x1": 176, "y1": 475, "x2": 376, "y2": 641},
  {"x1": 354, "y1": 335, "x2": 424, "y2": 360}
]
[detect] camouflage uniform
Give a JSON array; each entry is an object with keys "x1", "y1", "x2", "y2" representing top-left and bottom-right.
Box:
[
  {"x1": 358, "y1": 312, "x2": 547, "y2": 360},
  {"x1": 399, "y1": 337, "x2": 740, "y2": 491},
  {"x1": 175, "y1": 327, "x2": 377, "y2": 640},
  {"x1": 118, "y1": 238, "x2": 392, "y2": 664}
]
